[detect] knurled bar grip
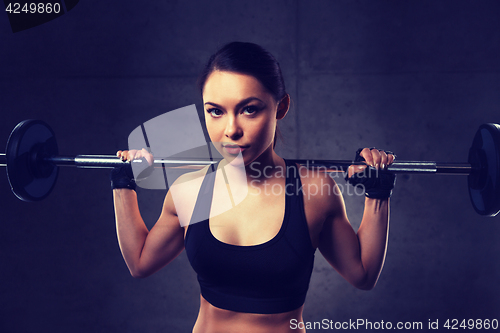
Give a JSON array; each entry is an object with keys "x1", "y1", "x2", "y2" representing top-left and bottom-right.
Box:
[{"x1": 16, "y1": 154, "x2": 471, "y2": 175}]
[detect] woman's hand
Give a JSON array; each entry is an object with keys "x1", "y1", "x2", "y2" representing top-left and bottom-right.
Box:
[
  {"x1": 346, "y1": 148, "x2": 396, "y2": 200},
  {"x1": 347, "y1": 148, "x2": 395, "y2": 178},
  {"x1": 111, "y1": 148, "x2": 154, "y2": 191},
  {"x1": 117, "y1": 148, "x2": 154, "y2": 166}
]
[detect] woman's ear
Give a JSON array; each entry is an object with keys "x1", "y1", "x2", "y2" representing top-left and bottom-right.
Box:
[{"x1": 276, "y1": 94, "x2": 290, "y2": 120}]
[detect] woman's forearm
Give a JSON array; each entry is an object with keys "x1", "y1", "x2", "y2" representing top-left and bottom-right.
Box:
[
  {"x1": 356, "y1": 197, "x2": 390, "y2": 289},
  {"x1": 113, "y1": 188, "x2": 149, "y2": 277}
]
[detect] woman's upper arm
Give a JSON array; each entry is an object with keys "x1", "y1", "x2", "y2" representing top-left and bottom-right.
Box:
[
  {"x1": 134, "y1": 167, "x2": 207, "y2": 278},
  {"x1": 316, "y1": 179, "x2": 366, "y2": 287},
  {"x1": 135, "y1": 190, "x2": 185, "y2": 278}
]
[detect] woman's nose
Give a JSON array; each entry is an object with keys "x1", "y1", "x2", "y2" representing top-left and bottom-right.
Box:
[{"x1": 224, "y1": 116, "x2": 243, "y2": 140}]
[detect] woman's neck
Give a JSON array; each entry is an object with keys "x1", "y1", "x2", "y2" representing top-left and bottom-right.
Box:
[{"x1": 245, "y1": 149, "x2": 285, "y2": 182}]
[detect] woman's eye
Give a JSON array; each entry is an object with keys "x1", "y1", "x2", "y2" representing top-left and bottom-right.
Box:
[
  {"x1": 207, "y1": 108, "x2": 223, "y2": 117},
  {"x1": 242, "y1": 106, "x2": 258, "y2": 115}
]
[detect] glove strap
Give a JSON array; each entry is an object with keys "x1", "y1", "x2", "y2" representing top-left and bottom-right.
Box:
[{"x1": 110, "y1": 163, "x2": 137, "y2": 191}]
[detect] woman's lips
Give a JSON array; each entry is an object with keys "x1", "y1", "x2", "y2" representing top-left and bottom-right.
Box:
[{"x1": 222, "y1": 145, "x2": 247, "y2": 155}]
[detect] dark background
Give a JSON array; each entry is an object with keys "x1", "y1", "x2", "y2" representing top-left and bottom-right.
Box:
[{"x1": 1, "y1": 1, "x2": 499, "y2": 332}]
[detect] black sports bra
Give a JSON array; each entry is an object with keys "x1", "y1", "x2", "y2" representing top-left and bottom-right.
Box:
[{"x1": 184, "y1": 160, "x2": 316, "y2": 314}]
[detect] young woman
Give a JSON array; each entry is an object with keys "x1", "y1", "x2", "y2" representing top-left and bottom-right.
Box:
[{"x1": 112, "y1": 42, "x2": 396, "y2": 333}]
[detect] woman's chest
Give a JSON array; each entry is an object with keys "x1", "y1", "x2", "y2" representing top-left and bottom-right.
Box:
[{"x1": 209, "y1": 189, "x2": 285, "y2": 246}]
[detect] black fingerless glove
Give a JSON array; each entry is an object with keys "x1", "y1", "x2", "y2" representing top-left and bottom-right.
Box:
[
  {"x1": 345, "y1": 148, "x2": 396, "y2": 199},
  {"x1": 110, "y1": 162, "x2": 137, "y2": 191}
]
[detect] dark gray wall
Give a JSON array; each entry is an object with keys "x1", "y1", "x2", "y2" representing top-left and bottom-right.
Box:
[{"x1": 1, "y1": 1, "x2": 499, "y2": 332}]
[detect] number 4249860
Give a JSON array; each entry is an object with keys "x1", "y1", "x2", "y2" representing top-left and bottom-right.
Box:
[
  {"x1": 5, "y1": 3, "x2": 61, "y2": 14},
  {"x1": 444, "y1": 319, "x2": 498, "y2": 330}
]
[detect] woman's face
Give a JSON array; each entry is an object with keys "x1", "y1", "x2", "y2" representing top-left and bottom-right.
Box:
[{"x1": 202, "y1": 71, "x2": 285, "y2": 166}]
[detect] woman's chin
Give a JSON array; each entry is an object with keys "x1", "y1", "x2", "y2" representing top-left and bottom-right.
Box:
[{"x1": 221, "y1": 152, "x2": 246, "y2": 168}]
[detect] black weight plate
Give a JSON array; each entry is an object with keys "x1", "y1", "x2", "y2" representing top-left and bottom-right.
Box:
[
  {"x1": 468, "y1": 123, "x2": 500, "y2": 216},
  {"x1": 5, "y1": 120, "x2": 59, "y2": 202}
]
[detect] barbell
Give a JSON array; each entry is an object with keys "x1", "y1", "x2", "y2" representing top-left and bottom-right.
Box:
[{"x1": 1, "y1": 119, "x2": 499, "y2": 216}]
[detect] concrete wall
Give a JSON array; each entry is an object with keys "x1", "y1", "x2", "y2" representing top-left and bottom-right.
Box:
[{"x1": 1, "y1": 1, "x2": 499, "y2": 332}]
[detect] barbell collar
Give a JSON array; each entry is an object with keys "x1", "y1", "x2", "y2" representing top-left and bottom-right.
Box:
[
  {"x1": 0, "y1": 153, "x2": 6, "y2": 167},
  {"x1": 435, "y1": 163, "x2": 473, "y2": 175}
]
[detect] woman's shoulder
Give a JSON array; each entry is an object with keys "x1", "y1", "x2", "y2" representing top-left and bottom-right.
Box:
[
  {"x1": 294, "y1": 163, "x2": 343, "y2": 214},
  {"x1": 164, "y1": 165, "x2": 212, "y2": 226},
  {"x1": 168, "y1": 165, "x2": 212, "y2": 190}
]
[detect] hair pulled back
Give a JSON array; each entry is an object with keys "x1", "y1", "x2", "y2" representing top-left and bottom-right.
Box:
[{"x1": 198, "y1": 42, "x2": 287, "y2": 102}]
